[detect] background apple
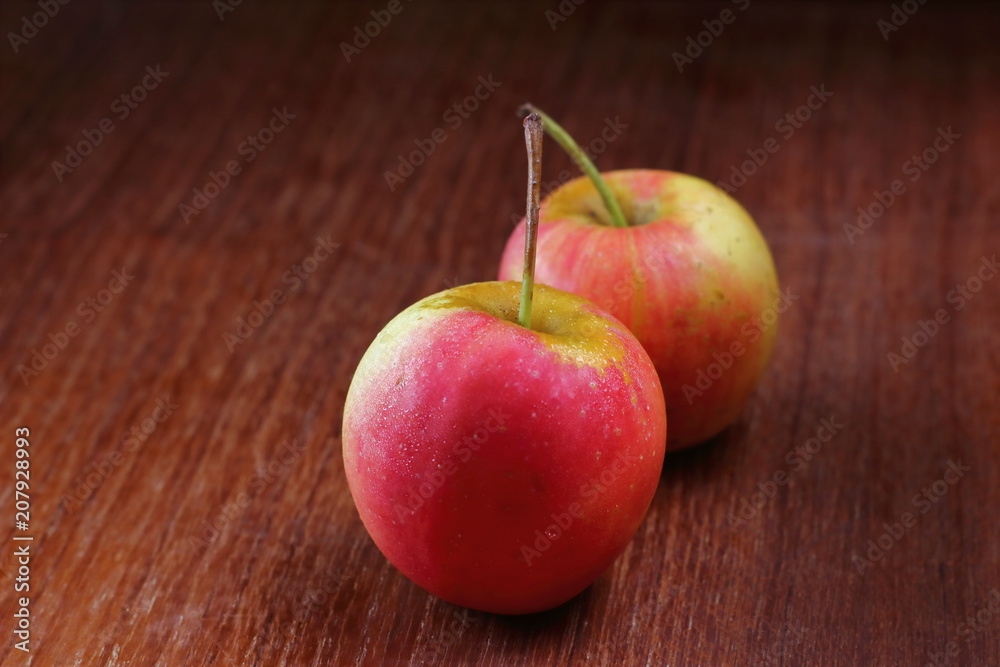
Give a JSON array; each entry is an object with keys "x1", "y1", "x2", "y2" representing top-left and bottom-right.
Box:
[
  {"x1": 498, "y1": 112, "x2": 780, "y2": 449},
  {"x1": 342, "y1": 280, "x2": 666, "y2": 614}
]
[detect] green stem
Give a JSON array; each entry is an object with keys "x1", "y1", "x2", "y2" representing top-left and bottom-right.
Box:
[
  {"x1": 520, "y1": 103, "x2": 629, "y2": 228},
  {"x1": 519, "y1": 113, "x2": 543, "y2": 329}
]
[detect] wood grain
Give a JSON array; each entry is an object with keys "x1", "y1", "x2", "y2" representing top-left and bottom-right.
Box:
[{"x1": 2, "y1": 1, "x2": 998, "y2": 665}]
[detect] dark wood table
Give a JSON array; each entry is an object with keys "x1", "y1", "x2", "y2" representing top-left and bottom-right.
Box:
[{"x1": 2, "y1": 1, "x2": 998, "y2": 664}]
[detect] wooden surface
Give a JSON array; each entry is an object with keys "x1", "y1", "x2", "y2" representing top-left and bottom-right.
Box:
[{"x1": 2, "y1": 1, "x2": 999, "y2": 664}]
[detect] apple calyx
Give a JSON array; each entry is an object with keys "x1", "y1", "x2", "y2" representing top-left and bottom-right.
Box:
[
  {"x1": 518, "y1": 113, "x2": 543, "y2": 329},
  {"x1": 518, "y1": 103, "x2": 629, "y2": 228}
]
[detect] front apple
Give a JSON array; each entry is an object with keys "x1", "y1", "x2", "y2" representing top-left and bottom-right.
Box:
[
  {"x1": 342, "y1": 281, "x2": 666, "y2": 614},
  {"x1": 499, "y1": 169, "x2": 780, "y2": 448}
]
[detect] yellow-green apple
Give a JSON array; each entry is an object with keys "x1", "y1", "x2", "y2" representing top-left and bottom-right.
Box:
[
  {"x1": 499, "y1": 105, "x2": 780, "y2": 449},
  {"x1": 341, "y1": 115, "x2": 666, "y2": 614}
]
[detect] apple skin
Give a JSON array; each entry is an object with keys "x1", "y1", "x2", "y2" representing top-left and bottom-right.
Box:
[
  {"x1": 499, "y1": 169, "x2": 780, "y2": 449},
  {"x1": 342, "y1": 281, "x2": 666, "y2": 615}
]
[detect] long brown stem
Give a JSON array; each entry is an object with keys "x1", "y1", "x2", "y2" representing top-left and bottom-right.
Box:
[
  {"x1": 519, "y1": 113, "x2": 543, "y2": 329},
  {"x1": 519, "y1": 103, "x2": 629, "y2": 228}
]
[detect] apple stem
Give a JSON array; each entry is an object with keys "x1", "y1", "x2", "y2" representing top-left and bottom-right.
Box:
[
  {"x1": 519, "y1": 103, "x2": 629, "y2": 228},
  {"x1": 519, "y1": 113, "x2": 543, "y2": 330}
]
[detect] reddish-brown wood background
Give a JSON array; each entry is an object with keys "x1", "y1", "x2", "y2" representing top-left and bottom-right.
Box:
[{"x1": 2, "y1": 1, "x2": 998, "y2": 664}]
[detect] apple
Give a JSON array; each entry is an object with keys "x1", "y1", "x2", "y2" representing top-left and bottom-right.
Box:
[
  {"x1": 342, "y1": 281, "x2": 666, "y2": 613},
  {"x1": 342, "y1": 115, "x2": 666, "y2": 614},
  {"x1": 499, "y1": 106, "x2": 780, "y2": 449}
]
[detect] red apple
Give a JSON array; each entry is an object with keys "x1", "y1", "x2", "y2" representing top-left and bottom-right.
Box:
[
  {"x1": 342, "y1": 281, "x2": 666, "y2": 614},
  {"x1": 342, "y1": 115, "x2": 666, "y2": 614},
  {"x1": 499, "y1": 108, "x2": 781, "y2": 449}
]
